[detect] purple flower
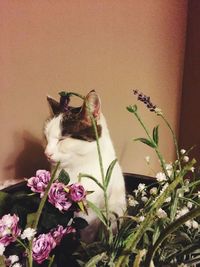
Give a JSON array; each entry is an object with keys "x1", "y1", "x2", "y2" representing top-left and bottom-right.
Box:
[
  {"x1": 27, "y1": 170, "x2": 51, "y2": 197},
  {"x1": 51, "y1": 225, "x2": 76, "y2": 245},
  {"x1": 48, "y1": 182, "x2": 72, "y2": 211},
  {"x1": 32, "y1": 233, "x2": 56, "y2": 264},
  {"x1": 0, "y1": 214, "x2": 21, "y2": 246},
  {"x1": 69, "y1": 183, "x2": 86, "y2": 202}
]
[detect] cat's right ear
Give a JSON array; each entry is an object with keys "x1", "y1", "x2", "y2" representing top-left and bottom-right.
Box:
[{"x1": 47, "y1": 96, "x2": 60, "y2": 115}]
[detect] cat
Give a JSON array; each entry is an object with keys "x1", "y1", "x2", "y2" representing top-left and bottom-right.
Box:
[{"x1": 44, "y1": 90, "x2": 126, "y2": 242}]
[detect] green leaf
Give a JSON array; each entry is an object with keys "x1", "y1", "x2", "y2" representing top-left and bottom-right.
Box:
[
  {"x1": 87, "y1": 200, "x2": 107, "y2": 226},
  {"x1": 0, "y1": 191, "x2": 9, "y2": 214},
  {"x1": 127, "y1": 105, "x2": 137, "y2": 113},
  {"x1": 78, "y1": 174, "x2": 104, "y2": 191},
  {"x1": 134, "y1": 138, "x2": 156, "y2": 148},
  {"x1": 58, "y1": 169, "x2": 70, "y2": 185},
  {"x1": 152, "y1": 125, "x2": 159, "y2": 145},
  {"x1": 26, "y1": 212, "x2": 37, "y2": 228},
  {"x1": 85, "y1": 252, "x2": 107, "y2": 267},
  {"x1": 105, "y1": 159, "x2": 118, "y2": 188}
]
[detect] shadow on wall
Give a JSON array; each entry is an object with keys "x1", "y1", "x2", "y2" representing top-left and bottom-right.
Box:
[
  {"x1": 179, "y1": 0, "x2": 200, "y2": 161},
  {"x1": 4, "y1": 131, "x2": 50, "y2": 181}
]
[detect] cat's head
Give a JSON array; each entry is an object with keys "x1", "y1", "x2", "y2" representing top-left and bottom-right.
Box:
[{"x1": 44, "y1": 91, "x2": 102, "y2": 167}]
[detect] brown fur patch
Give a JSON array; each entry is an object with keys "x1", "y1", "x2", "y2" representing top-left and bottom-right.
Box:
[{"x1": 61, "y1": 107, "x2": 102, "y2": 142}]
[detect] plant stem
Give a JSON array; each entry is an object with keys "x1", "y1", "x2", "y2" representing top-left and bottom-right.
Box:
[
  {"x1": 28, "y1": 162, "x2": 60, "y2": 267},
  {"x1": 133, "y1": 111, "x2": 168, "y2": 177},
  {"x1": 160, "y1": 114, "x2": 181, "y2": 171}
]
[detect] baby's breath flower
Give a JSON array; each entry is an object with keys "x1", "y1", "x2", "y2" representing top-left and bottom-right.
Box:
[
  {"x1": 176, "y1": 207, "x2": 189, "y2": 219},
  {"x1": 156, "y1": 172, "x2": 167, "y2": 182},
  {"x1": 127, "y1": 195, "x2": 139, "y2": 207},
  {"x1": 183, "y1": 156, "x2": 189, "y2": 162},
  {"x1": 157, "y1": 208, "x2": 167, "y2": 219},
  {"x1": 138, "y1": 216, "x2": 145, "y2": 222},
  {"x1": 141, "y1": 196, "x2": 148, "y2": 203},
  {"x1": 197, "y1": 191, "x2": 200, "y2": 198},
  {"x1": 138, "y1": 183, "x2": 146, "y2": 192},
  {"x1": 192, "y1": 220, "x2": 199, "y2": 229},
  {"x1": 190, "y1": 167, "x2": 195, "y2": 172},
  {"x1": 165, "y1": 196, "x2": 171, "y2": 203},
  {"x1": 21, "y1": 228, "x2": 36, "y2": 241},
  {"x1": 187, "y1": 202, "x2": 193, "y2": 209},
  {"x1": 0, "y1": 243, "x2": 5, "y2": 255},
  {"x1": 149, "y1": 187, "x2": 158, "y2": 195},
  {"x1": 180, "y1": 149, "x2": 186, "y2": 155}
]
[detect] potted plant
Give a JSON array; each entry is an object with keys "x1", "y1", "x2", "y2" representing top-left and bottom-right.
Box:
[{"x1": 0, "y1": 90, "x2": 200, "y2": 267}]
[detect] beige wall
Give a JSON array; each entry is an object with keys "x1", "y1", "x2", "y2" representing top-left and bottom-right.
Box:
[{"x1": 0, "y1": 1, "x2": 188, "y2": 183}]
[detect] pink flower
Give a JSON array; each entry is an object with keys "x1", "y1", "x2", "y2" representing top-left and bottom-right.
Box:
[
  {"x1": 32, "y1": 233, "x2": 56, "y2": 264},
  {"x1": 69, "y1": 183, "x2": 86, "y2": 202},
  {"x1": 48, "y1": 182, "x2": 72, "y2": 211},
  {"x1": 51, "y1": 225, "x2": 76, "y2": 245},
  {"x1": 0, "y1": 214, "x2": 21, "y2": 246},
  {"x1": 27, "y1": 170, "x2": 51, "y2": 197}
]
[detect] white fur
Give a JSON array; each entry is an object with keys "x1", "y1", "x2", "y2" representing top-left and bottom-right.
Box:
[{"x1": 44, "y1": 113, "x2": 126, "y2": 241}]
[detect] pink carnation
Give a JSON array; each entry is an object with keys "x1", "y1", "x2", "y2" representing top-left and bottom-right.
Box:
[
  {"x1": 27, "y1": 170, "x2": 51, "y2": 197},
  {"x1": 0, "y1": 214, "x2": 21, "y2": 246},
  {"x1": 69, "y1": 183, "x2": 86, "y2": 202},
  {"x1": 48, "y1": 182, "x2": 72, "y2": 211},
  {"x1": 32, "y1": 233, "x2": 56, "y2": 264},
  {"x1": 50, "y1": 225, "x2": 75, "y2": 245}
]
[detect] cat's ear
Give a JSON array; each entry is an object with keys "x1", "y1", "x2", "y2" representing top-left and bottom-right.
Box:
[
  {"x1": 81, "y1": 90, "x2": 101, "y2": 123},
  {"x1": 47, "y1": 96, "x2": 60, "y2": 115}
]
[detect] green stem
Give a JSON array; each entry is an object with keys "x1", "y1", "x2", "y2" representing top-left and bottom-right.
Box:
[
  {"x1": 28, "y1": 162, "x2": 60, "y2": 267},
  {"x1": 134, "y1": 111, "x2": 168, "y2": 177},
  {"x1": 160, "y1": 114, "x2": 181, "y2": 171}
]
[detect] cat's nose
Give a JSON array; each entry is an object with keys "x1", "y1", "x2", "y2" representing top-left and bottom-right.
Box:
[{"x1": 44, "y1": 151, "x2": 53, "y2": 160}]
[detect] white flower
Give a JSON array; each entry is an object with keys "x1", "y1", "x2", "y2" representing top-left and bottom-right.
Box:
[
  {"x1": 165, "y1": 163, "x2": 173, "y2": 176},
  {"x1": 138, "y1": 183, "x2": 146, "y2": 192},
  {"x1": 180, "y1": 149, "x2": 186, "y2": 154},
  {"x1": 21, "y1": 227, "x2": 36, "y2": 240},
  {"x1": 156, "y1": 172, "x2": 167, "y2": 182},
  {"x1": 176, "y1": 207, "x2": 189, "y2": 219},
  {"x1": 183, "y1": 156, "x2": 189, "y2": 162},
  {"x1": 138, "y1": 216, "x2": 145, "y2": 222},
  {"x1": 150, "y1": 187, "x2": 158, "y2": 195},
  {"x1": 190, "y1": 167, "x2": 195, "y2": 172},
  {"x1": 165, "y1": 196, "x2": 171, "y2": 203},
  {"x1": 157, "y1": 208, "x2": 167, "y2": 219},
  {"x1": 178, "y1": 263, "x2": 188, "y2": 267},
  {"x1": 141, "y1": 196, "x2": 148, "y2": 203},
  {"x1": 192, "y1": 220, "x2": 199, "y2": 229},
  {"x1": 127, "y1": 195, "x2": 139, "y2": 207},
  {"x1": 187, "y1": 202, "x2": 193, "y2": 209},
  {"x1": 185, "y1": 220, "x2": 192, "y2": 228},
  {"x1": 8, "y1": 255, "x2": 19, "y2": 264},
  {"x1": 145, "y1": 156, "x2": 150, "y2": 163},
  {"x1": 0, "y1": 244, "x2": 5, "y2": 256},
  {"x1": 197, "y1": 191, "x2": 200, "y2": 198}
]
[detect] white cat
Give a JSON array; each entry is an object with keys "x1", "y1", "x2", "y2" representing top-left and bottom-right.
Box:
[{"x1": 44, "y1": 90, "x2": 126, "y2": 241}]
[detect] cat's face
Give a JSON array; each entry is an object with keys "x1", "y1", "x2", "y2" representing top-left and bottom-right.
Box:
[{"x1": 44, "y1": 91, "x2": 102, "y2": 168}]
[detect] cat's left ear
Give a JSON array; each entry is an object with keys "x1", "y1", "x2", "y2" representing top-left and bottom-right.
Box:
[
  {"x1": 47, "y1": 96, "x2": 61, "y2": 115},
  {"x1": 81, "y1": 90, "x2": 101, "y2": 123}
]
